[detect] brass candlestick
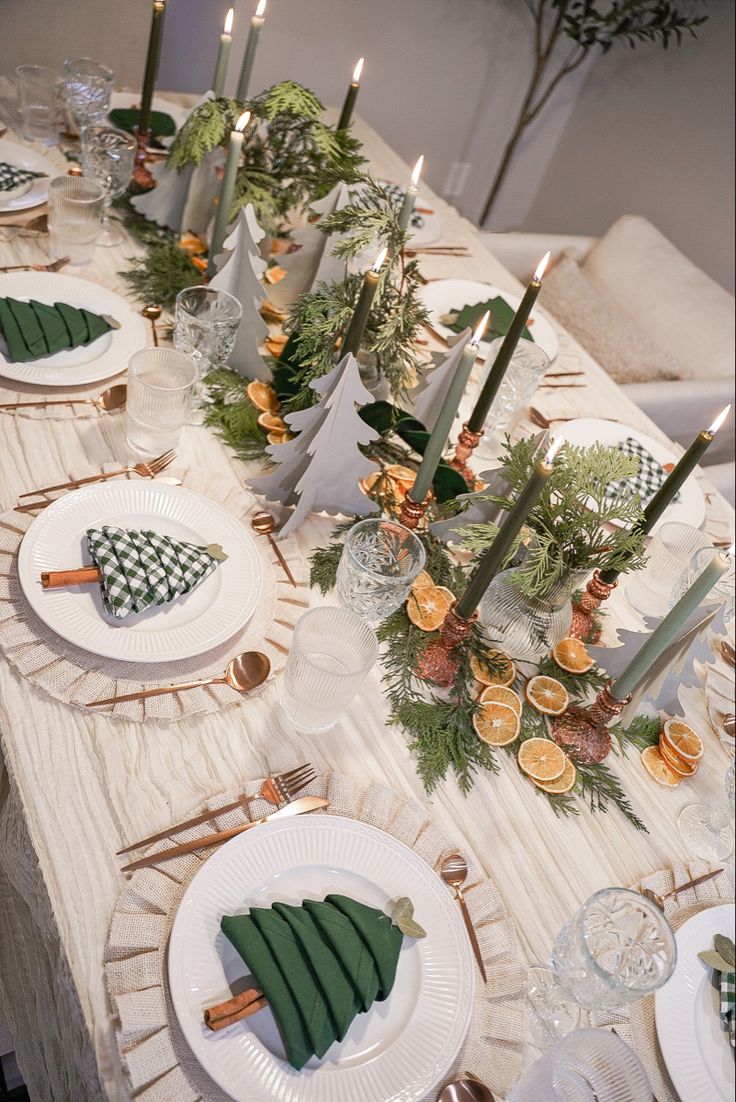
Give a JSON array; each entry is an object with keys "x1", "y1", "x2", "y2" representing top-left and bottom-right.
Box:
[
  {"x1": 416, "y1": 602, "x2": 477, "y2": 687},
  {"x1": 398, "y1": 495, "x2": 428, "y2": 530},
  {"x1": 449, "y1": 422, "x2": 482, "y2": 486},
  {"x1": 550, "y1": 679, "x2": 631, "y2": 764},
  {"x1": 132, "y1": 127, "x2": 155, "y2": 190},
  {"x1": 569, "y1": 569, "x2": 618, "y2": 643}
]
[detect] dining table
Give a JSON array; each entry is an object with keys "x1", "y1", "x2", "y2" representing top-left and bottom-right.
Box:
[{"x1": 0, "y1": 96, "x2": 734, "y2": 1102}]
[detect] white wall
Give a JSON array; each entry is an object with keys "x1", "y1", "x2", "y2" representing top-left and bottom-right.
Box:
[{"x1": 523, "y1": 3, "x2": 735, "y2": 293}]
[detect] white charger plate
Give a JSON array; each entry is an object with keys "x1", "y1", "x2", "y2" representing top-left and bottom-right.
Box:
[
  {"x1": 655, "y1": 904, "x2": 735, "y2": 1102},
  {"x1": 18, "y1": 480, "x2": 262, "y2": 662},
  {"x1": 0, "y1": 138, "x2": 58, "y2": 211},
  {"x1": 168, "y1": 815, "x2": 475, "y2": 1102},
  {"x1": 109, "y1": 92, "x2": 187, "y2": 153},
  {"x1": 419, "y1": 278, "x2": 559, "y2": 363},
  {"x1": 0, "y1": 272, "x2": 147, "y2": 386},
  {"x1": 550, "y1": 417, "x2": 706, "y2": 534}
]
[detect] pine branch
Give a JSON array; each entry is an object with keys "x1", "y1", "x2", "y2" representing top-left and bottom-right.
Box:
[
  {"x1": 610, "y1": 714, "x2": 662, "y2": 754},
  {"x1": 120, "y1": 240, "x2": 201, "y2": 308},
  {"x1": 203, "y1": 367, "x2": 268, "y2": 461}
]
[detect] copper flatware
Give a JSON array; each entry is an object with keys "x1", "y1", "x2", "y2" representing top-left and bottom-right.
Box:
[
  {"x1": 440, "y1": 853, "x2": 487, "y2": 983},
  {"x1": 0, "y1": 383, "x2": 126, "y2": 413},
  {"x1": 18, "y1": 449, "x2": 176, "y2": 498},
  {"x1": 86, "y1": 650, "x2": 271, "y2": 708},
  {"x1": 438, "y1": 1075, "x2": 495, "y2": 1101},
  {"x1": 641, "y1": 868, "x2": 724, "y2": 912},
  {"x1": 142, "y1": 303, "x2": 162, "y2": 346},
  {"x1": 0, "y1": 256, "x2": 69, "y2": 273},
  {"x1": 720, "y1": 640, "x2": 735, "y2": 668},
  {"x1": 0, "y1": 213, "x2": 49, "y2": 236},
  {"x1": 120, "y1": 795, "x2": 330, "y2": 872},
  {"x1": 116, "y1": 763, "x2": 317, "y2": 855},
  {"x1": 251, "y1": 511, "x2": 297, "y2": 586},
  {"x1": 15, "y1": 476, "x2": 182, "y2": 513}
]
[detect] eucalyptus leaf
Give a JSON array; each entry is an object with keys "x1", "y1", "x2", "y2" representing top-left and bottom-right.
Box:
[
  {"x1": 389, "y1": 896, "x2": 427, "y2": 939},
  {"x1": 714, "y1": 934, "x2": 736, "y2": 968},
  {"x1": 698, "y1": 949, "x2": 732, "y2": 973},
  {"x1": 397, "y1": 916, "x2": 427, "y2": 939}
]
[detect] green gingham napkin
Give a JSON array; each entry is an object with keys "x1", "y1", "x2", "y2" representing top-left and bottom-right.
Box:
[
  {"x1": 721, "y1": 971, "x2": 735, "y2": 1049},
  {"x1": 699, "y1": 934, "x2": 735, "y2": 1051},
  {"x1": 86, "y1": 526, "x2": 227, "y2": 620},
  {"x1": 0, "y1": 161, "x2": 45, "y2": 192},
  {"x1": 604, "y1": 436, "x2": 681, "y2": 507}
]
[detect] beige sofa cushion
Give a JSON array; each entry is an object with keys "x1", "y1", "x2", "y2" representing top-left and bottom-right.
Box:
[
  {"x1": 583, "y1": 215, "x2": 734, "y2": 381},
  {"x1": 542, "y1": 251, "x2": 681, "y2": 385}
]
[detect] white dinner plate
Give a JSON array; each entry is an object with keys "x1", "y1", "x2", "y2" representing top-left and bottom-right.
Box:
[
  {"x1": 168, "y1": 815, "x2": 475, "y2": 1102},
  {"x1": 0, "y1": 138, "x2": 58, "y2": 211},
  {"x1": 655, "y1": 904, "x2": 735, "y2": 1102},
  {"x1": 550, "y1": 417, "x2": 706, "y2": 534},
  {"x1": 109, "y1": 92, "x2": 188, "y2": 152},
  {"x1": 420, "y1": 278, "x2": 559, "y2": 363},
  {"x1": 18, "y1": 480, "x2": 262, "y2": 662},
  {"x1": 0, "y1": 272, "x2": 147, "y2": 386}
]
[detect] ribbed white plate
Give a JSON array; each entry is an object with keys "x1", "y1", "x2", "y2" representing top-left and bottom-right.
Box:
[
  {"x1": 18, "y1": 480, "x2": 262, "y2": 662},
  {"x1": 0, "y1": 271, "x2": 147, "y2": 386},
  {"x1": 168, "y1": 815, "x2": 475, "y2": 1102},
  {"x1": 0, "y1": 138, "x2": 58, "y2": 211},
  {"x1": 419, "y1": 278, "x2": 559, "y2": 362},
  {"x1": 655, "y1": 904, "x2": 735, "y2": 1102}
]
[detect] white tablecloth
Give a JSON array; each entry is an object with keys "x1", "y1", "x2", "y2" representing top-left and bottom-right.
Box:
[{"x1": 0, "y1": 103, "x2": 733, "y2": 1102}]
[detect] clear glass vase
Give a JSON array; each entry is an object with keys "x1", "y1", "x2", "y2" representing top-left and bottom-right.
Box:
[{"x1": 479, "y1": 567, "x2": 590, "y2": 662}]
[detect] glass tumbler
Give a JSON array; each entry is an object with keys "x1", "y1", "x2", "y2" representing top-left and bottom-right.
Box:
[
  {"x1": 16, "y1": 65, "x2": 62, "y2": 145},
  {"x1": 47, "y1": 176, "x2": 105, "y2": 264},
  {"x1": 336, "y1": 519, "x2": 426, "y2": 621},
  {"x1": 79, "y1": 126, "x2": 135, "y2": 245},
  {"x1": 173, "y1": 286, "x2": 242, "y2": 377},
  {"x1": 479, "y1": 337, "x2": 550, "y2": 451},
  {"x1": 623, "y1": 521, "x2": 712, "y2": 619},
  {"x1": 126, "y1": 348, "x2": 197, "y2": 456},
  {"x1": 279, "y1": 607, "x2": 379, "y2": 733}
]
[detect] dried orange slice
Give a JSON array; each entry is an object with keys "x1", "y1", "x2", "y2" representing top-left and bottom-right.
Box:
[
  {"x1": 525, "y1": 675, "x2": 569, "y2": 716},
  {"x1": 641, "y1": 746, "x2": 681, "y2": 787},
  {"x1": 518, "y1": 738, "x2": 567, "y2": 782},
  {"x1": 470, "y1": 651, "x2": 516, "y2": 687},
  {"x1": 479, "y1": 684, "x2": 522, "y2": 718},
  {"x1": 552, "y1": 637, "x2": 595, "y2": 674},
  {"x1": 407, "y1": 585, "x2": 454, "y2": 631},
  {"x1": 411, "y1": 570, "x2": 435, "y2": 592},
  {"x1": 257, "y1": 412, "x2": 287, "y2": 432},
  {"x1": 267, "y1": 431, "x2": 287, "y2": 445},
  {"x1": 473, "y1": 701, "x2": 520, "y2": 747},
  {"x1": 661, "y1": 719, "x2": 704, "y2": 762},
  {"x1": 534, "y1": 758, "x2": 577, "y2": 794},
  {"x1": 659, "y1": 738, "x2": 699, "y2": 778},
  {"x1": 247, "y1": 380, "x2": 280, "y2": 413}
]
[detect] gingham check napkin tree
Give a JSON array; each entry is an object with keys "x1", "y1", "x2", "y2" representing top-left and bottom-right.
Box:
[
  {"x1": 604, "y1": 437, "x2": 681, "y2": 508},
  {"x1": 0, "y1": 161, "x2": 45, "y2": 192}
]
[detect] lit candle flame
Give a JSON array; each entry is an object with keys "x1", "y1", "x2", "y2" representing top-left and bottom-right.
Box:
[
  {"x1": 471, "y1": 310, "x2": 490, "y2": 346},
  {"x1": 372, "y1": 246, "x2": 388, "y2": 273},
  {"x1": 410, "y1": 155, "x2": 424, "y2": 189},
  {"x1": 224, "y1": 6, "x2": 234, "y2": 33},
  {"x1": 352, "y1": 57, "x2": 365, "y2": 84},
  {"x1": 235, "y1": 111, "x2": 251, "y2": 132},
  {"x1": 543, "y1": 437, "x2": 564, "y2": 466},
  {"x1": 534, "y1": 251, "x2": 551, "y2": 282},
  {"x1": 708, "y1": 404, "x2": 731, "y2": 434},
  {"x1": 255, "y1": 0, "x2": 267, "y2": 17}
]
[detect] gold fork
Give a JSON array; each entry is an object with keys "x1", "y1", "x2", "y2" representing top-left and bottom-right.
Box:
[
  {"x1": 0, "y1": 257, "x2": 70, "y2": 273},
  {"x1": 17, "y1": 450, "x2": 176, "y2": 499},
  {"x1": 116, "y1": 764, "x2": 317, "y2": 855}
]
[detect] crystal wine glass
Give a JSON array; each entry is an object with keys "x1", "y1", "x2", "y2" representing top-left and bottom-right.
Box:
[
  {"x1": 677, "y1": 757, "x2": 735, "y2": 862},
  {"x1": 336, "y1": 519, "x2": 426, "y2": 621},
  {"x1": 527, "y1": 888, "x2": 677, "y2": 1048},
  {"x1": 173, "y1": 286, "x2": 243, "y2": 378},
  {"x1": 79, "y1": 126, "x2": 135, "y2": 246},
  {"x1": 63, "y1": 58, "x2": 114, "y2": 134}
]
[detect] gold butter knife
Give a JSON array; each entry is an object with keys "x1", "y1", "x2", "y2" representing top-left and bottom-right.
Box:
[{"x1": 120, "y1": 796, "x2": 329, "y2": 873}]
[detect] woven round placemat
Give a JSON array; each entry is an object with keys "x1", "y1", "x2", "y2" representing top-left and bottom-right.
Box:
[
  {"x1": 103, "y1": 771, "x2": 527, "y2": 1102},
  {"x1": 0, "y1": 465, "x2": 309, "y2": 722}
]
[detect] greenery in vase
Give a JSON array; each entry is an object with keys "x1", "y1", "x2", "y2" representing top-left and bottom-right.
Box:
[{"x1": 459, "y1": 435, "x2": 647, "y2": 599}]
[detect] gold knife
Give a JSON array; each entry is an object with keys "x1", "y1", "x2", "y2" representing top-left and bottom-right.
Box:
[{"x1": 120, "y1": 796, "x2": 329, "y2": 873}]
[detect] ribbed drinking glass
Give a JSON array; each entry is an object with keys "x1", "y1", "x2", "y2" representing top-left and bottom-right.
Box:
[
  {"x1": 126, "y1": 348, "x2": 197, "y2": 456},
  {"x1": 336, "y1": 519, "x2": 426, "y2": 621},
  {"x1": 47, "y1": 176, "x2": 105, "y2": 264},
  {"x1": 623, "y1": 521, "x2": 711, "y2": 618},
  {"x1": 279, "y1": 607, "x2": 379, "y2": 733},
  {"x1": 15, "y1": 65, "x2": 61, "y2": 145}
]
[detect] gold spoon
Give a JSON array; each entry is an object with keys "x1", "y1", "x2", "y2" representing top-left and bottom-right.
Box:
[
  {"x1": 440, "y1": 853, "x2": 487, "y2": 983},
  {"x1": 142, "y1": 304, "x2": 163, "y2": 346},
  {"x1": 86, "y1": 651, "x2": 271, "y2": 707},
  {"x1": 438, "y1": 1075, "x2": 495, "y2": 1102},
  {"x1": 0, "y1": 383, "x2": 127, "y2": 413},
  {"x1": 641, "y1": 868, "x2": 724, "y2": 912},
  {"x1": 251, "y1": 511, "x2": 297, "y2": 587}
]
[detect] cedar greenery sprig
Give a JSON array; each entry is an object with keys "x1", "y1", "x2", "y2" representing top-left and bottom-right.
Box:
[{"x1": 203, "y1": 366, "x2": 270, "y2": 461}]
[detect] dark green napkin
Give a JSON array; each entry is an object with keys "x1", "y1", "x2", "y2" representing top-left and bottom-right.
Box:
[
  {"x1": 55, "y1": 302, "x2": 89, "y2": 347},
  {"x1": 0, "y1": 299, "x2": 114, "y2": 363},
  {"x1": 220, "y1": 913, "x2": 313, "y2": 1071},
  {"x1": 0, "y1": 298, "x2": 31, "y2": 361},
  {"x1": 325, "y1": 894, "x2": 404, "y2": 1001},
  {"x1": 273, "y1": 903, "x2": 358, "y2": 1041},
  {"x1": 81, "y1": 308, "x2": 111, "y2": 344},
  {"x1": 7, "y1": 299, "x2": 46, "y2": 358},
  {"x1": 31, "y1": 301, "x2": 72, "y2": 354},
  {"x1": 302, "y1": 899, "x2": 380, "y2": 1012},
  {"x1": 445, "y1": 295, "x2": 532, "y2": 343},
  {"x1": 109, "y1": 108, "x2": 176, "y2": 148}
]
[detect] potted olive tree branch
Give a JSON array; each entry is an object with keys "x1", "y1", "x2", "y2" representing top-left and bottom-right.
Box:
[{"x1": 479, "y1": 0, "x2": 708, "y2": 226}]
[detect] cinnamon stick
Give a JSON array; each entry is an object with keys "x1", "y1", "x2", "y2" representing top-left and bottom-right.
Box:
[
  {"x1": 41, "y1": 566, "x2": 102, "y2": 589},
  {"x1": 204, "y1": 987, "x2": 267, "y2": 1031}
]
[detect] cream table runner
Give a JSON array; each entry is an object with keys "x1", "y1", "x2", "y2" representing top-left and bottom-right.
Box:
[{"x1": 0, "y1": 102, "x2": 733, "y2": 1102}]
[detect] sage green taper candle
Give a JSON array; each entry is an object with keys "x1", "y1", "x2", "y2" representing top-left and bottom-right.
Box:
[
  {"x1": 455, "y1": 437, "x2": 561, "y2": 619},
  {"x1": 409, "y1": 311, "x2": 489, "y2": 505},
  {"x1": 611, "y1": 545, "x2": 732, "y2": 699},
  {"x1": 212, "y1": 7, "x2": 234, "y2": 97},
  {"x1": 598, "y1": 403, "x2": 732, "y2": 585},
  {"x1": 208, "y1": 111, "x2": 249, "y2": 276},
  {"x1": 337, "y1": 57, "x2": 364, "y2": 131},
  {"x1": 397, "y1": 155, "x2": 424, "y2": 232},
  {"x1": 466, "y1": 251, "x2": 550, "y2": 435},
  {"x1": 236, "y1": 0, "x2": 267, "y2": 101},
  {"x1": 340, "y1": 247, "x2": 388, "y2": 358},
  {"x1": 139, "y1": 0, "x2": 167, "y2": 135}
]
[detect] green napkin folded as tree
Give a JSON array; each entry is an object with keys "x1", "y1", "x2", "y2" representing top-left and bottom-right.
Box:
[
  {"x1": 0, "y1": 298, "x2": 116, "y2": 362},
  {"x1": 441, "y1": 295, "x2": 533, "y2": 343}
]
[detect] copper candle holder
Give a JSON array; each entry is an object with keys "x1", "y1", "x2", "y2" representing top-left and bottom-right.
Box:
[
  {"x1": 569, "y1": 569, "x2": 618, "y2": 643},
  {"x1": 132, "y1": 127, "x2": 156, "y2": 190},
  {"x1": 449, "y1": 422, "x2": 482, "y2": 486},
  {"x1": 550, "y1": 679, "x2": 631, "y2": 764},
  {"x1": 416, "y1": 602, "x2": 477, "y2": 688},
  {"x1": 398, "y1": 495, "x2": 428, "y2": 530}
]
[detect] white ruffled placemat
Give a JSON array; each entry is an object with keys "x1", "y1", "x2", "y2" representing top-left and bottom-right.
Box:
[
  {"x1": 104, "y1": 772, "x2": 527, "y2": 1102},
  {"x1": 592, "y1": 859, "x2": 735, "y2": 1102},
  {"x1": 0, "y1": 465, "x2": 309, "y2": 722}
]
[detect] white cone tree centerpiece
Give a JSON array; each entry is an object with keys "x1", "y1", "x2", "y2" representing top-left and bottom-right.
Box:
[
  {"x1": 210, "y1": 204, "x2": 270, "y2": 380},
  {"x1": 409, "y1": 327, "x2": 472, "y2": 432}
]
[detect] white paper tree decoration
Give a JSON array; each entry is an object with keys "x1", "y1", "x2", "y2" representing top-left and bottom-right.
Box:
[
  {"x1": 248, "y1": 352, "x2": 380, "y2": 538},
  {"x1": 409, "y1": 327, "x2": 472, "y2": 432},
  {"x1": 306, "y1": 181, "x2": 352, "y2": 288},
  {"x1": 210, "y1": 204, "x2": 270, "y2": 381}
]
